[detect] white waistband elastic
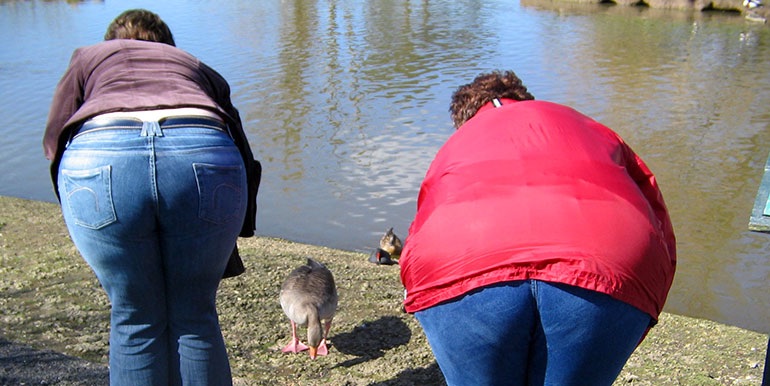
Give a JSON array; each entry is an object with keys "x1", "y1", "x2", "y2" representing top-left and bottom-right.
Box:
[{"x1": 94, "y1": 108, "x2": 223, "y2": 122}]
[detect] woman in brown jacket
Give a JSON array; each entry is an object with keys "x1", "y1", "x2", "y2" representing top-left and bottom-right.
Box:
[{"x1": 43, "y1": 9, "x2": 259, "y2": 385}]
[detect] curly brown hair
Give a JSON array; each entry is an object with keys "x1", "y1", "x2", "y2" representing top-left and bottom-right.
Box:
[
  {"x1": 104, "y1": 9, "x2": 175, "y2": 46},
  {"x1": 449, "y1": 70, "x2": 535, "y2": 128}
]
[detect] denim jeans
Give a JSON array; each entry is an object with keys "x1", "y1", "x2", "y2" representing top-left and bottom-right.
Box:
[
  {"x1": 414, "y1": 280, "x2": 651, "y2": 386},
  {"x1": 58, "y1": 124, "x2": 247, "y2": 386}
]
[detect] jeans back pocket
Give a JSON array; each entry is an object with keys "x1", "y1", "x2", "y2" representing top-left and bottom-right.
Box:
[
  {"x1": 60, "y1": 166, "x2": 117, "y2": 229},
  {"x1": 193, "y1": 163, "x2": 245, "y2": 225}
]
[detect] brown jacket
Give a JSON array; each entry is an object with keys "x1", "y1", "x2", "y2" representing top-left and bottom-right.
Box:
[{"x1": 43, "y1": 39, "x2": 259, "y2": 238}]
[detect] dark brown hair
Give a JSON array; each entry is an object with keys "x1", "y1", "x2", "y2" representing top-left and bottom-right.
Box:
[
  {"x1": 449, "y1": 70, "x2": 535, "y2": 128},
  {"x1": 104, "y1": 9, "x2": 175, "y2": 46}
]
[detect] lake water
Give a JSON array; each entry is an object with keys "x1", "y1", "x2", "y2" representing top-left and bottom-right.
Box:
[{"x1": 1, "y1": 0, "x2": 769, "y2": 333}]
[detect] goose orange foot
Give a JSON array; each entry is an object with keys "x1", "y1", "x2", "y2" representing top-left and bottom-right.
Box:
[
  {"x1": 282, "y1": 338, "x2": 309, "y2": 354},
  {"x1": 282, "y1": 320, "x2": 309, "y2": 353}
]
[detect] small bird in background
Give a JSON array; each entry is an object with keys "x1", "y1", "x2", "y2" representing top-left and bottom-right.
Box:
[
  {"x1": 368, "y1": 248, "x2": 397, "y2": 265},
  {"x1": 379, "y1": 227, "x2": 403, "y2": 257},
  {"x1": 744, "y1": 0, "x2": 762, "y2": 8},
  {"x1": 369, "y1": 228, "x2": 402, "y2": 265},
  {"x1": 279, "y1": 258, "x2": 338, "y2": 359}
]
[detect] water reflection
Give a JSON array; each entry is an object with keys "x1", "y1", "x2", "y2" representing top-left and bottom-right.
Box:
[{"x1": 0, "y1": 0, "x2": 769, "y2": 333}]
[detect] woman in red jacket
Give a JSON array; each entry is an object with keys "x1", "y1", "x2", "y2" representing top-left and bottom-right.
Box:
[{"x1": 400, "y1": 71, "x2": 676, "y2": 386}]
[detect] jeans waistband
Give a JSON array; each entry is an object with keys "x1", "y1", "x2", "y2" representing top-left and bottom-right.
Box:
[{"x1": 78, "y1": 116, "x2": 227, "y2": 135}]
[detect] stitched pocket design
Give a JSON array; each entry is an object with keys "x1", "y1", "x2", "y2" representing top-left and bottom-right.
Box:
[{"x1": 60, "y1": 166, "x2": 117, "y2": 229}]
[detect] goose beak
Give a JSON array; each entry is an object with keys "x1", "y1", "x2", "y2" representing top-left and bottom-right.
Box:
[{"x1": 308, "y1": 346, "x2": 318, "y2": 359}]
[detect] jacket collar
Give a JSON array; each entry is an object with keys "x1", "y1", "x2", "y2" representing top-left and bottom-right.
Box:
[{"x1": 476, "y1": 98, "x2": 519, "y2": 115}]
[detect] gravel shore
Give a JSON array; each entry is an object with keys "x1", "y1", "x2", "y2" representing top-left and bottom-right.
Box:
[{"x1": 0, "y1": 196, "x2": 767, "y2": 385}]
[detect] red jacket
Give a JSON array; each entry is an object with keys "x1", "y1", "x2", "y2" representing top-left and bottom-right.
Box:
[{"x1": 400, "y1": 100, "x2": 676, "y2": 321}]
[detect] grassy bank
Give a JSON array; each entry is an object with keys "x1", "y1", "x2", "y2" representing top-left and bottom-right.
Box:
[{"x1": 0, "y1": 196, "x2": 766, "y2": 385}]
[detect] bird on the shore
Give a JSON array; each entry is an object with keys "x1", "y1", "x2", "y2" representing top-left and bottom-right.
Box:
[
  {"x1": 743, "y1": 0, "x2": 762, "y2": 8},
  {"x1": 279, "y1": 258, "x2": 338, "y2": 359},
  {"x1": 368, "y1": 248, "x2": 397, "y2": 265},
  {"x1": 379, "y1": 227, "x2": 403, "y2": 257}
]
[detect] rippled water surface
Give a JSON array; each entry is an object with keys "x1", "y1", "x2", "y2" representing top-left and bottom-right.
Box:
[{"x1": 1, "y1": 0, "x2": 769, "y2": 333}]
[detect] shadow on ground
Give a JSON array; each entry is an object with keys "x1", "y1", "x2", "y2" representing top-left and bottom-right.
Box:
[
  {"x1": 0, "y1": 336, "x2": 109, "y2": 385},
  {"x1": 368, "y1": 362, "x2": 446, "y2": 386},
  {"x1": 330, "y1": 316, "x2": 447, "y2": 385},
  {"x1": 332, "y1": 315, "x2": 412, "y2": 367}
]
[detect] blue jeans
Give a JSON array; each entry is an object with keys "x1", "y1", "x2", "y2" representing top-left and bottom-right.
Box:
[
  {"x1": 58, "y1": 124, "x2": 246, "y2": 386},
  {"x1": 414, "y1": 280, "x2": 651, "y2": 386}
]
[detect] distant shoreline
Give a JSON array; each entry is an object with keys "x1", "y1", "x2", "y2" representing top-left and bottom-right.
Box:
[{"x1": 522, "y1": 0, "x2": 770, "y2": 24}]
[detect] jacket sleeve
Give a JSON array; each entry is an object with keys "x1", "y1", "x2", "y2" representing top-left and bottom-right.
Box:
[
  {"x1": 43, "y1": 48, "x2": 86, "y2": 160},
  {"x1": 199, "y1": 62, "x2": 260, "y2": 238},
  {"x1": 623, "y1": 142, "x2": 677, "y2": 264}
]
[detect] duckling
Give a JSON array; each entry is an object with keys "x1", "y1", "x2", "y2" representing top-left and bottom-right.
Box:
[
  {"x1": 279, "y1": 258, "x2": 338, "y2": 359},
  {"x1": 379, "y1": 227, "x2": 403, "y2": 257},
  {"x1": 368, "y1": 248, "x2": 397, "y2": 265}
]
